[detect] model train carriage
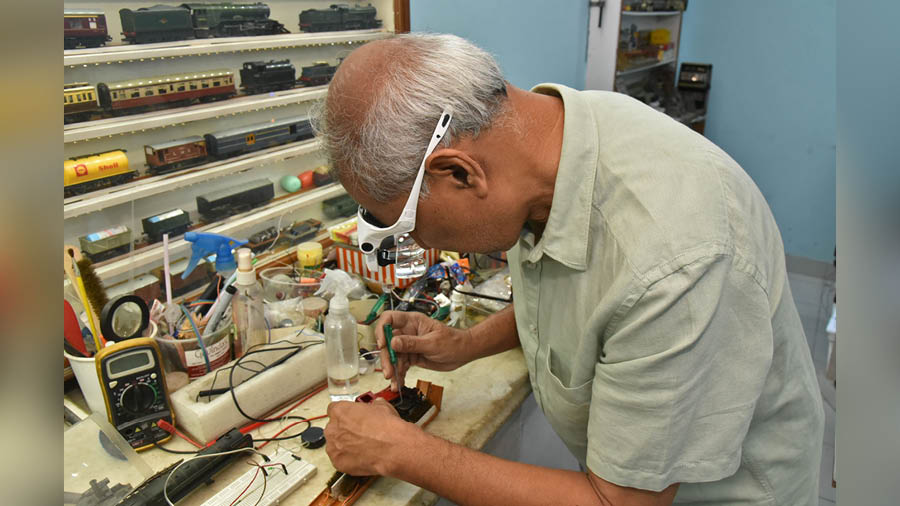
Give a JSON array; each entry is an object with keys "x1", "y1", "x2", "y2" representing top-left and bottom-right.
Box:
[
  {"x1": 298, "y1": 4, "x2": 381, "y2": 32},
  {"x1": 64, "y1": 83, "x2": 100, "y2": 123},
  {"x1": 142, "y1": 209, "x2": 192, "y2": 243},
  {"x1": 120, "y1": 5, "x2": 195, "y2": 44},
  {"x1": 145, "y1": 136, "x2": 209, "y2": 174},
  {"x1": 204, "y1": 116, "x2": 313, "y2": 158},
  {"x1": 97, "y1": 69, "x2": 235, "y2": 113},
  {"x1": 64, "y1": 150, "x2": 136, "y2": 198},
  {"x1": 239, "y1": 60, "x2": 296, "y2": 95},
  {"x1": 196, "y1": 179, "x2": 274, "y2": 222},
  {"x1": 299, "y1": 61, "x2": 338, "y2": 86},
  {"x1": 182, "y1": 2, "x2": 288, "y2": 38},
  {"x1": 79, "y1": 226, "x2": 132, "y2": 263},
  {"x1": 64, "y1": 10, "x2": 113, "y2": 49}
]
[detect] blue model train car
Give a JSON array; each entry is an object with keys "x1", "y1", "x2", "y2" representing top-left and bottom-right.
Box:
[{"x1": 204, "y1": 116, "x2": 313, "y2": 158}]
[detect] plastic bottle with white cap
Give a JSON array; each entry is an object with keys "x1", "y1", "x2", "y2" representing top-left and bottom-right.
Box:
[
  {"x1": 231, "y1": 248, "x2": 266, "y2": 357},
  {"x1": 315, "y1": 269, "x2": 360, "y2": 401}
]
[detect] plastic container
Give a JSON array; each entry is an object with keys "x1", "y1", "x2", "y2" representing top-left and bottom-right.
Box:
[
  {"x1": 154, "y1": 316, "x2": 233, "y2": 381},
  {"x1": 260, "y1": 266, "x2": 322, "y2": 303},
  {"x1": 317, "y1": 269, "x2": 360, "y2": 401},
  {"x1": 65, "y1": 321, "x2": 158, "y2": 414},
  {"x1": 232, "y1": 248, "x2": 267, "y2": 356}
]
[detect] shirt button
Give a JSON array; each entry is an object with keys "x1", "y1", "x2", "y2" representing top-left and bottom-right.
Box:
[{"x1": 529, "y1": 324, "x2": 537, "y2": 334}]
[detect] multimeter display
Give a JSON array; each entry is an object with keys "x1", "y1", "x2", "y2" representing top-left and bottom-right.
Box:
[
  {"x1": 96, "y1": 338, "x2": 174, "y2": 451},
  {"x1": 108, "y1": 350, "x2": 151, "y2": 375}
]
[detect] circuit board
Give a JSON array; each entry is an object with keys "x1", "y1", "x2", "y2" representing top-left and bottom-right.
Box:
[
  {"x1": 308, "y1": 380, "x2": 444, "y2": 506},
  {"x1": 199, "y1": 448, "x2": 317, "y2": 506}
]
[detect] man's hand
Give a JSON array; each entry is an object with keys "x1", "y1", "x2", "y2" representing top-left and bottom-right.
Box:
[
  {"x1": 375, "y1": 310, "x2": 473, "y2": 391},
  {"x1": 324, "y1": 398, "x2": 413, "y2": 476}
]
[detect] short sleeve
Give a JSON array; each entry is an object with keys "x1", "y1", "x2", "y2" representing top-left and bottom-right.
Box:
[{"x1": 586, "y1": 253, "x2": 774, "y2": 491}]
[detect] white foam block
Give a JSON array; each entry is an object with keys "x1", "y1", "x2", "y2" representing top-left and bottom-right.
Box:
[{"x1": 170, "y1": 330, "x2": 327, "y2": 443}]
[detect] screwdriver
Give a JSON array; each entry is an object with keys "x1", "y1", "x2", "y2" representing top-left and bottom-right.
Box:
[{"x1": 384, "y1": 324, "x2": 402, "y2": 400}]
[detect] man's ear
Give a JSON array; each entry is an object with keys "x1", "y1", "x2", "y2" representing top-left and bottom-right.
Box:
[{"x1": 424, "y1": 148, "x2": 488, "y2": 198}]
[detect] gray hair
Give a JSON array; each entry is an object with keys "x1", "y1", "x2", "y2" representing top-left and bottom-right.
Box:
[{"x1": 310, "y1": 33, "x2": 509, "y2": 203}]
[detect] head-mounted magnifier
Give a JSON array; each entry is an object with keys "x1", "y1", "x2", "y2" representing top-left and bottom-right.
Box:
[{"x1": 356, "y1": 109, "x2": 453, "y2": 273}]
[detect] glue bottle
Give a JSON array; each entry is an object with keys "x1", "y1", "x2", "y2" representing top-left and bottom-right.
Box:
[
  {"x1": 315, "y1": 269, "x2": 359, "y2": 401},
  {"x1": 231, "y1": 248, "x2": 266, "y2": 357}
]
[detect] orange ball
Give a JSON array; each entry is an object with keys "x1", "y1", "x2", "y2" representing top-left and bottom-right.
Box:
[{"x1": 298, "y1": 170, "x2": 315, "y2": 189}]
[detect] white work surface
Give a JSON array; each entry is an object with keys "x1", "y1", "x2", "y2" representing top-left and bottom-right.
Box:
[{"x1": 136, "y1": 345, "x2": 531, "y2": 506}]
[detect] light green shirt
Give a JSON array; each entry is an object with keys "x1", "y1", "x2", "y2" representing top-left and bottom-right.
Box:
[{"x1": 508, "y1": 84, "x2": 824, "y2": 504}]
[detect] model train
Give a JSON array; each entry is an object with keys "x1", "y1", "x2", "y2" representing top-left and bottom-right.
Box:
[
  {"x1": 67, "y1": 117, "x2": 313, "y2": 197},
  {"x1": 240, "y1": 60, "x2": 296, "y2": 94},
  {"x1": 64, "y1": 10, "x2": 112, "y2": 49},
  {"x1": 64, "y1": 69, "x2": 236, "y2": 123},
  {"x1": 142, "y1": 208, "x2": 192, "y2": 243},
  {"x1": 197, "y1": 179, "x2": 275, "y2": 221},
  {"x1": 64, "y1": 150, "x2": 136, "y2": 198},
  {"x1": 120, "y1": 2, "x2": 288, "y2": 44},
  {"x1": 298, "y1": 4, "x2": 381, "y2": 32}
]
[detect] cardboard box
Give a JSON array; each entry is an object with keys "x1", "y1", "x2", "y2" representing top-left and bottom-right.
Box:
[{"x1": 335, "y1": 243, "x2": 439, "y2": 288}]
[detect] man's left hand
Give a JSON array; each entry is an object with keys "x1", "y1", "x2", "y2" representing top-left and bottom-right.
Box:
[{"x1": 324, "y1": 398, "x2": 412, "y2": 476}]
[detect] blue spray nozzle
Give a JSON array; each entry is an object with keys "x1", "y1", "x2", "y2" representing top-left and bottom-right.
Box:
[{"x1": 182, "y1": 232, "x2": 247, "y2": 279}]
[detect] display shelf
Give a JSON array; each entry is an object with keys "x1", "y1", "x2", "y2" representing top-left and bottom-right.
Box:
[
  {"x1": 616, "y1": 58, "x2": 676, "y2": 76},
  {"x1": 64, "y1": 87, "x2": 327, "y2": 144},
  {"x1": 93, "y1": 183, "x2": 346, "y2": 280},
  {"x1": 64, "y1": 138, "x2": 321, "y2": 219},
  {"x1": 64, "y1": 30, "x2": 389, "y2": 67},
  {"x1": 621, "y1": 11, "x2": 682, "y2": 16}
]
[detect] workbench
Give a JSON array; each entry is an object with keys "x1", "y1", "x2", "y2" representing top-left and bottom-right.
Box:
[{"x1": 68, "y1": 345, "x2": 531, "y2": 506}]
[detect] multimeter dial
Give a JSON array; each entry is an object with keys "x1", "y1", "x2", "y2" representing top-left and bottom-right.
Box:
[{"x1": 119, "y1": 382, "x2": 158, "y2": 414}]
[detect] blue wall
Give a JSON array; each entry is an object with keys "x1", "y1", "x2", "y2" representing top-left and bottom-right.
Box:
[
  {"x1": 679, "y1": 0, "x2": 836, "y2": 262},
  {"x1": 410, "y1": 0, "x2": 588, "y2": 90}
]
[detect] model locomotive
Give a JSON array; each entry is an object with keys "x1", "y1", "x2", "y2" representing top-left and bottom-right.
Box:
[
  {"x1": 298, "y1": 4, "x2": 381, "y2": 32},
  {"x1": 120, "y1": 2, "x2": 288, "y2": 44},
  {"x1": 64, "y1": 10, "x2": 113, "y2": 49},
  {"x1": 240, "y1": 60, "x2": 296, "y2": 95}
]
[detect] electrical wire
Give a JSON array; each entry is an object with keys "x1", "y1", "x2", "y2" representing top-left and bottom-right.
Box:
[
  {"x1": 451, "y1": 285, "x2": 513, "y2": 303},
  {"x1": 255, "y1": 414, "x2": 329, "y2": 448},
  {"x1": 163, "y1": 447, "x2": 266, "y2": 506},
  {"x1": 228, "y1": 465, "x2": 260, "y2": 506},
  {"x1": 227, "y1": 339, "x2": 325, "y2": 424},
  {"x1": 153, "y1": 441, "x2": 200, "y2": 454}
]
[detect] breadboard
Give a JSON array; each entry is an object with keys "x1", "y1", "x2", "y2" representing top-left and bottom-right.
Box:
[
  {"x1": 170, "y1": 334, "x2": 327, "y2": 443},
  {"x1": 199, "y1": 448, "x2": 316, "y2": 506}
]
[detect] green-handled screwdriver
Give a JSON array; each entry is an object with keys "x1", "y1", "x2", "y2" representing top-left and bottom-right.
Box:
[
  {"x1": 384, "y1": 323, "x2": 401, "y2": 399},
  {"x1": 384, "y1": 323, "x2": 398, "y2": 365}
]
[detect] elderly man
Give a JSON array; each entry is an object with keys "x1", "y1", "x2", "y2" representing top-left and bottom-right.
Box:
[{"x1": 314, "y1": 33, "x2": 824, "y2": 505}]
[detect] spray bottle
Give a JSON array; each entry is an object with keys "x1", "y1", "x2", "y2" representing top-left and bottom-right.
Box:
[
  {"x1": 315, "y1": 269, "x2": 360, "y2": 401},
  {"x1": 181, "y1": 232, "x2": 247, "y2": 280},
  {"x1": 231, "y1": 248, "x2": 266, "y2": 357}
]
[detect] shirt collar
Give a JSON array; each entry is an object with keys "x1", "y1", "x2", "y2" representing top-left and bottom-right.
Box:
[{"x1": 521, "y1": 83, "x2": 598, "y2": 271}]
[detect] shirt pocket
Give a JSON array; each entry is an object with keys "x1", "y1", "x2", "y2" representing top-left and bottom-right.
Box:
[{"x1": 538, "y1": 346, "x2": 593, "y2": 461}]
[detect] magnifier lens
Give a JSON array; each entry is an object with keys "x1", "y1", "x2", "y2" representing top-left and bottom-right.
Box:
[
  {"x1": 112, "y1": 302, "x2": 143, "y2": 337},
  {"x1": 394, "y1": 233, "x2": 427, "y2": 278}
]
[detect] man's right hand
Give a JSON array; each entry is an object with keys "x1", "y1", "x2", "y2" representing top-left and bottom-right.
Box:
[{"x1": 375, "y1": 310, "x2": 473, "y2": 391}]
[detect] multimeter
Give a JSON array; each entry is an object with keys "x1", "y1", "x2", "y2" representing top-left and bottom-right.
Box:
[{"x1": 95, "y1": 337, "x2": 174, "y2": 451}]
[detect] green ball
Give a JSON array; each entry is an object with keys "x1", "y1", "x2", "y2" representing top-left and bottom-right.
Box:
[{"x1": 280, "y1": 175, "x2": 301, "y2": 193}]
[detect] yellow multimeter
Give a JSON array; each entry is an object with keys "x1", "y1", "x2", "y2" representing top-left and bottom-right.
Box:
[{"x1": 95, "y1": 337, "x2": 174, "y2": 451}]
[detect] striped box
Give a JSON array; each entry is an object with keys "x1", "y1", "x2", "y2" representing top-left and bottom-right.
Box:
[{"x1": 335, "y1": 243, "x2": 439, "y2": 288}]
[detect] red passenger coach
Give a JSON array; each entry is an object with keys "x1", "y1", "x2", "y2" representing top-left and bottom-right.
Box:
[
  {"x1": 64, "y1": 10, "x2": 112, "y2": 49},
  {"x1": 97, "y1": 69, "x2": 236, "y2": 115}
]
